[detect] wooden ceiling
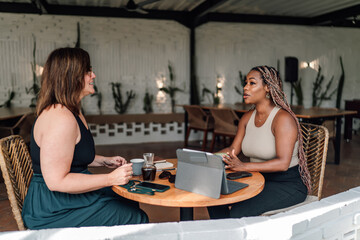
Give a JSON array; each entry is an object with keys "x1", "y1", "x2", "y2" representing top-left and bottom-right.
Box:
[{"x1": 1, "y1": 0, "x2": 360, "y2": 28}]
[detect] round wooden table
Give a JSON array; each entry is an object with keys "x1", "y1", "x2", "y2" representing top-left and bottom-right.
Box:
[{"x1": 112, "y1": 159, "x2": 264, "y2": 220}]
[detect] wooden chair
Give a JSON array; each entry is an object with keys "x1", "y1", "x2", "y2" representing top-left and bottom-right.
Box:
[
  {"x1": 262, "y1": 122, "x2": 329, "y2": 216},
  {"x1": 209, "y1": 108, "x2": 240, "y2": 152},
  {"x1": 0, "y1": 135, "x2": 33, "y2": 230},
  {"x1": 0, "y1": 113, "x2": 34, "y2": 184},
  {"x1": 183, "y1": 105, "x2": 214, "y2": 151},
  {"x1": 309, "y1": 107, "x2": 336, "y2": 149},
  {"x1": 0, "y1": 112, "x2": 35, "y2": 145}
]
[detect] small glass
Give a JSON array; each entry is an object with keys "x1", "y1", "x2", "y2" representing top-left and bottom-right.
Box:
[
  {"x1": 142, "y1": 164, "x2": 156, "y2": 181},
  {"x1": 143, "y1": 153, "x2": 154, "y2": 165},
  {"x1": 142, "y1": 153, "x2": 156, "y2": 181}
]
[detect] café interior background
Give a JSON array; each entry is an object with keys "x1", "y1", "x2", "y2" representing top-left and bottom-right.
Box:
[{"x1": 0, "y1": 12, "x2": 359, "y2": 124}]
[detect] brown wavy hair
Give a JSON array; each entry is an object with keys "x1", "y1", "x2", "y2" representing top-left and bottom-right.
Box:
[
  {"x1": 250, "y1": 65, "x2": 312, "y2": 193},
  {"x1": 36, "y1": 47, "x2": 91, "y2": 116}
]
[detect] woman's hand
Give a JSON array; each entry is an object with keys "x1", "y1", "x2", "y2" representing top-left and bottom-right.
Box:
[
  {"x1": 102, "y1": 156, "x2": 126, "y2": 168},
  {"x1": 108, "y1": 163, "x2": 133, "y2": 186},
  {"x1": 222, "y1": 149, "x2": 245, "y2": 171}
]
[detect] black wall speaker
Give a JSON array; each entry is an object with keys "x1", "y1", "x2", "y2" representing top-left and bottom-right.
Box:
[{"x1": 285, "y1": 57, "x2": 298, "y2": 83}]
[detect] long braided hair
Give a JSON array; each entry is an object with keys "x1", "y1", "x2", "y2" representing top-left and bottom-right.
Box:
[{"x1": 251, "y1": 65, "x2": 312, "y2": 193}]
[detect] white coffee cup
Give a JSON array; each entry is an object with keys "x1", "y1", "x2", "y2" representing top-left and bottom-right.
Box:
[{"x1": 130, "y1": 158, "x2": 145, "y2": 176}]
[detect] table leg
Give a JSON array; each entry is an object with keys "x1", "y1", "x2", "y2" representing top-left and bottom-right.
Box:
[
  {"x1": 344, "y1": 115, "x2": 353, "y2": 141},
  {"x1": 335, "y1": 116, "x2": 341, "y2": 165},
  {"x1": 180, "y1": 207, "x2": 193, "y2": 221},
  {"x1": 184, "y1": 111, "x2": 188, "y2": 143}
]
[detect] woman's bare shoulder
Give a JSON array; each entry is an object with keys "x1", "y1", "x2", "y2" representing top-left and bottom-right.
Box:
[
  {"x1": 276, "y1": 108, "x2": 295, "y2": 119},
  {"x1": 34, "y1": 105, "x2": 79, "y2": 147},
  {"x1": 37, "y1": 104, "x2": 77, "y2": 129},
  {"x1": 239, "y1": 110, "x2": 254, "y2": 126},
  {"x1": 273, "y1": 108, "x2": 297, "y2": 128},
  {"x1": 241, "y1": 110, "x2": 254, "y2": 121}
]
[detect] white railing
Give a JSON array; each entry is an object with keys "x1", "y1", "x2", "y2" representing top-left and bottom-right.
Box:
[{"x1": 1, "y1": 187, "x2": 360, "y2": 240}]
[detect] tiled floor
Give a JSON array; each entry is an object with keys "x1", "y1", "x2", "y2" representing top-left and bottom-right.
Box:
[{"x1": 1, "y1": 134, "x2": 359, "y2": 231}]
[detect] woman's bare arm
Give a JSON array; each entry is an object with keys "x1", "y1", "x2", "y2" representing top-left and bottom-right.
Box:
[{"x1": 36, "y1": 106, "x2": 132, "y2": 194}]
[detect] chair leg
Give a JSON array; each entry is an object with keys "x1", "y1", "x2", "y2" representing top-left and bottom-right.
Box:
[
  {"x1": 210, "y1": 133, "x2": 217, "y2": 153},
  {"x1": 184, "y1": 127, "x2": 191, "y2": 147},
  {"x1": 201, "y1": 130, "x2": 208, "y2": 151}
]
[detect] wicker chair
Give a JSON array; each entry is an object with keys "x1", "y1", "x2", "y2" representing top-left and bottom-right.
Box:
[
  {"x1": 262, "y1": 122, "x2": 329, "y2": 216},
  {"x1": 183, "y1": 105, "x2": 214, "y2": 151},
  {"x1": 0, "y1": 135, "x2": 33, "y2": 230},
  {"x1": 209, "y1": 108, "x2": 240, "y2": 152}
]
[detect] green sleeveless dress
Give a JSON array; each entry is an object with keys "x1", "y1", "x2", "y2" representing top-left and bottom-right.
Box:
[{"x1": 22, "y1": 114, "x2": 148, "y2": 229}]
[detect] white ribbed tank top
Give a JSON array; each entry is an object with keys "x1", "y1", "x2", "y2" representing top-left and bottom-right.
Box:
[{"x1": 241, "y1": 106, "x2": 299, "y2": 168}]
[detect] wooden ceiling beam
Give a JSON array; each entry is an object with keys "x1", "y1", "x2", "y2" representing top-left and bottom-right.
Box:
[
  {"x1": 0, "y1": 1, "x2": 359, "y2": 28},
  {"x1": 0, "y1": 2, "x2": 190, "y2": 27},
  {"x1": 201, "y1": 12, "x2": 311, "y2": 26},
  {"x1": 38, "y1": 0, "x2": 50, "y2": 14},
  {"x1": 311, "y1": 4, "x2": 360, "y2": 25},
  {"x1": 0, "y1": 2, "x2": 39, "y2": 14},
  {"x1": 189, "y1": 0, "x2": 230, "y2": 26}
]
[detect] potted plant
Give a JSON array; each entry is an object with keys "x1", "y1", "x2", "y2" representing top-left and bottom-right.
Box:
[
  {"x1": 159, "y1": 62, "x2": 183, "y2": 113},
  {"x1": 234, "y1": 71, "x2": 246, "y2": 103},
  {"x1": 110, "y1": 82, "x2": 136, "y2": 114},
  {"x1": 25, "y1": 35, "x2": 40, "y2": 108},
  {"x1": 143, "y1": 90, "x2": 154, "y2": 113}
]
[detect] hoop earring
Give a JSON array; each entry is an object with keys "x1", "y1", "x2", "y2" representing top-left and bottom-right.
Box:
[{"x1": 266, "y1": 93, "x2": 270, "y2": 99}]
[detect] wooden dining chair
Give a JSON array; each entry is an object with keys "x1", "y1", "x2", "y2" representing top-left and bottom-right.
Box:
[
  {"x1": 309, "y1": 107, "x2": 337, "y2": 149},
  {"x1": 0, "y1": 135, "x2": 33, "y2": 230},
  {"x1": 183, "y1": 105, "x2": 214, "y2": 151},
  {"x1": 0, "y1": 112, "x2": 35, "y2": 146},
  {"x1": 209, "y1": 108, "x2": 240, "y2": 152},
  {"x1": 262, "y1": 122, "x2": 329, "y2": 216}
]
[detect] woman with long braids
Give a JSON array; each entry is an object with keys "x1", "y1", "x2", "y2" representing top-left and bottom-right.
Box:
[{"x1": 208, "y1": 66, "x2": 311, "y2": 218}]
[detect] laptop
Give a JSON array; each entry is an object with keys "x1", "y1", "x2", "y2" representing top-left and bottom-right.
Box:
[{"x1": 175, "y1": 149, "x2": 248, "y2": 199}]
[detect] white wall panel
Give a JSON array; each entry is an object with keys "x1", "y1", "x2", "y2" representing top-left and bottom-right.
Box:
[
  {"x1": 196, "y1": 22, "x2": 360, "y2": 112},
  {"x1": 1, "y1": 13, "x2": 359, "y2": 132},
  {"x1": 0, "y1": 13, "x2": 190, "y2": 114}
]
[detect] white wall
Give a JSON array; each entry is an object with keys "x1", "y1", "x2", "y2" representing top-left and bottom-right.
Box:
[
  {"x1": 1, "y1": 13, "x2": 360, "y2": 125},
  {"x1": 196, "y1": 22, "x2": 360, "y2": 110},
  {"x1": 0, "y1": 13, "x2": 190, "y2": 114}
]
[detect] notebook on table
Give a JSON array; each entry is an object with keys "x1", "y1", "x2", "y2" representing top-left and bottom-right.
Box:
[{"x1": 175, "y1": 149, "x2": 248, "y2": 199}]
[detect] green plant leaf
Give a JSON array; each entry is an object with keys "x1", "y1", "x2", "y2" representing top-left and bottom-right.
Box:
[
  {"x1": 159, "y1": 87, "x2": 170, "y2": 94},
  {"x1": 234, "y1": 86, "x2": 242, "y2": 95}
]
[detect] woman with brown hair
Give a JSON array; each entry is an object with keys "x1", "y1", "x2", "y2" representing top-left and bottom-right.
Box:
[
  {"x1": 208, "y1": 66, "x2": 310, "y2": 218},
  {"x1": 22, "y1": 47, "x2": 148, "y2": 229}
]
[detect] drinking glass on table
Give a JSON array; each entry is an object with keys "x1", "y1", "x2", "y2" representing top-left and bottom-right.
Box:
[
  {"x1": 143, "y1": 153, "x2": 154, "y2": 165},
  {"x1": 142, "y1": 153, "x2": 156, "y2": 181}
]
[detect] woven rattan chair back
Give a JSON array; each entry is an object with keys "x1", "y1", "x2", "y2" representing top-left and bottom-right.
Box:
[
  {"x1": 210, "y1": 108, "x2": 239, "y2": 136},
  {"x1": 0, "y1": 135, "x2": 33, "y2": 230},
  {"x1": 183, "y1": 105, "x2": 214, "y2": 130},
  {"x1": 183, "y1": 105, "x2": 214, "y2": 151},
  {"x1": 300, "y1": 123, "x2": 329, "y2": 199},
  {"x1": 209, "y1": 108, "x2": 240, "y2": 152}
]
